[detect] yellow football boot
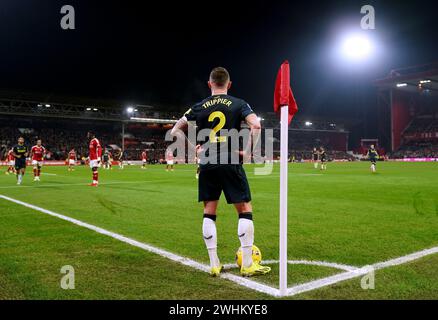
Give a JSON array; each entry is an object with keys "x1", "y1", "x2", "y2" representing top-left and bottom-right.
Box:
[
  {"x1": 210, "y1": 265, "x2": 224, "y2": 277},
  {"x1": 240, "y1": 263, "x2": 271, "y2": 277}
]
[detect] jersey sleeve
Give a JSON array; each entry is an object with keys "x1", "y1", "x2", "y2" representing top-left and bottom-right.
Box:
[
  {"x1": 184, "y1": 107, "x2": 196, "y2": 121},
  {"x1": 241, "y1": 102, "x2": 255, "y2": 119}
]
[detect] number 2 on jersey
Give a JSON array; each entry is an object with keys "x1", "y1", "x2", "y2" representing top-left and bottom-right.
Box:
[{"x1": 208, "y1": 111, "x2": 227, "y2": 143}]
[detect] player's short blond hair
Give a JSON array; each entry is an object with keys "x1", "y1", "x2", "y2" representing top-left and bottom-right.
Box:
[{"x1": 209, "y1": 67, "x2": 230, "y2": 87}]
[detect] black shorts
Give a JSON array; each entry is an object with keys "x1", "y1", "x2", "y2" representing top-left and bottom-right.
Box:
[
  {"x1": 15, "y1": 158, "x2": 26, "y2": 170},
  {"x1": 370, "y1": 158, "x2": 377, "y2": 165},
  {"x1": 198, "y1": 164, "x2": 252, "y2": 204},
  {"x1": 321, "y1": 157, "x2": 327, "y2": 163}
]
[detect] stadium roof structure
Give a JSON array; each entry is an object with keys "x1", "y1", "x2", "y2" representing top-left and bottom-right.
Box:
[
  {"x1": 374, "y1": 62, "x2": 438, "y2": 95},
  {"x1": 374, "y1": 61, "x2": 438, "y2": 152},
  {"x1": 0, "y1": 90, "x2": 182, "y2": 123}
]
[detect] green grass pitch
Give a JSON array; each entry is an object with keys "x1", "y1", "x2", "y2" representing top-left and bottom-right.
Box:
[{"x1": 0, "y1": 161, "x2": 437, "y2": 299}]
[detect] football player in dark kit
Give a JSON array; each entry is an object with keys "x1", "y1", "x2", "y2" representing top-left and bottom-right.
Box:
[
  {"x1": 312, "y1": 147, "x2": 319, "y2": 169},
  {"x1": 12, "y1": 137, "x2": 29, "y2": 185},
  {"x1": 366, "y1": 144, "x2": 379, "y2": 173},
  {"x1": 171, "y1": 67, "x2": 271, "y2": 278},
  {"x1": 320, "y1": 147, "x2": 327, "y2": 170}
]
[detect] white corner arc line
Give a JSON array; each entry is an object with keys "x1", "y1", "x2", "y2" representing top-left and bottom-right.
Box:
[
  {"x1": 0, "y1": 195, "x2": 280, "y2": 297},
  {"x1": 286, "y1": 246, "x2": 438, "y2": 297},
  {"x1": 223, "y1": 260, "x2": 358, "y2": 272}
]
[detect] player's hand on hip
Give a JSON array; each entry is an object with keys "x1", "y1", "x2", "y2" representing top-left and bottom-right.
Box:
[{"x1": 195, "y1": 144, "x2": 203, "y2": 156}]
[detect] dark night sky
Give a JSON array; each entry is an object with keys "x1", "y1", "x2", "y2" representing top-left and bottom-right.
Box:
[{"x1": 0, "y1": 0, "x2": 437, "y2": 125}]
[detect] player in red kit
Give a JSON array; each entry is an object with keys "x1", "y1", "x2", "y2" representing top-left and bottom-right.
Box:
[
  {"x1": 30, "y1": 139, "x2": 46, "y2": 182},
  {"x1": 141, "y1": 150, "x2": 147, "y2": 169},
  {"x1": 88, "y1": 131, "x2": 102, "y2": 186},
  {"x1": 5, "y1": 149, "x2": 15, "y2": 175},
  {"x1": 68, "y1": 148, "x2": 77, "y2": 171}
]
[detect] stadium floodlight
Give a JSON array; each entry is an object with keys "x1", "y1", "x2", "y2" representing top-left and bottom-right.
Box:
[
  {"x1": 93, "y1": 108, "x2": 98, "y2": 111},
  {"x1": 396, "y1": 83, "x2": 408, "y2": 87},
  {"x1": 257, "y1": 117, "x2": 264, "y2": 121},
  {"x1": 419, "y1": 80, "x2": 431, "y2": 84},
  {"x1": 340, "y1": 33, "x2": 373, "y2": 61},
  {"x1": 45, "y1": 104, "x2": 51, "y2": 107},
  {"x1": 37, "y1": 104, "x2": 43, "y2": 107},
  {"x1": 86, "y1": 107, "x2": 92, "y2": 111},
  {"x1": 305, "y1": 121, "x2": 312, "y2": 126},
  {"x1": 126, "y1": 107, "x2": 134, "y2": 114}
]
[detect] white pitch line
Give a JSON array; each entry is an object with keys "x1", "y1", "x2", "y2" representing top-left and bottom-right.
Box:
[
  {"x1": 223, "y1": 260, "x2": 358, "y2": 272},
  {"x1": 0, "y1": 179, "x2": 172, "y2": 189},
  {"x1": 1, "y1": 194, "x2": 437, "y2": 298},
  {"x1": 269, "y1": 259, "x2": 359, "y2": 272},
  {"x1": 0, "y1": 195, "x2": 279, "y2": 297},
  {"x1": 286, "y1": 246, "x2": 438, "y2": 297}
]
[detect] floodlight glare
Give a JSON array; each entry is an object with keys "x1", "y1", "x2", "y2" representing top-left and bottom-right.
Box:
[
  {"x1": 305, "y1": 121, "x2": 312, "y2": 126},
  {"x1": 396, "y1": 83, "x2": 407, "y2": 88},
  {"x1": 341, "y1": 34, "x2": 373, "y2": 61},
  {"x1": 127, "y1": 107, "x2": 134, "y2": 113}
]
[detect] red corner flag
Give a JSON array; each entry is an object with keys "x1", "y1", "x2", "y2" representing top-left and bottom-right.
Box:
[
  {"x1": 273, "y1": 60, "x2": 298, "y2": 124},
  {"x1": 274, "y1": 60, "x2": 298, "y2": 296}
]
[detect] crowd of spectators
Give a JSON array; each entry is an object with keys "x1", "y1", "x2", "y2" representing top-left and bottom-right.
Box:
[
  {"x1": 403, "y1": 116, "x2": 438, "y2": 135},
  {"x1": 390, "y1": 115, "x2": 438, "y2": 158},
  {"x1": 391, "y1": 142, "x2": 438, "y2": 159}
]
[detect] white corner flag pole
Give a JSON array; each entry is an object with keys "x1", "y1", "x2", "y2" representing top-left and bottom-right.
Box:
[{"x1": 279, "y1": 105, "x2": 289, "y2": 296}]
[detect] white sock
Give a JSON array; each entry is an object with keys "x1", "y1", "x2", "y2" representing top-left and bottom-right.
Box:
[
  {"x1": 18, "y1": 174, "x2": 22, "y2": 183},
  {"x1": 238, "y1": 213, "x2": 254, "y2": 268},
  {"x1": 203, "y1": 215, "x2": 220, "y2": 268}
]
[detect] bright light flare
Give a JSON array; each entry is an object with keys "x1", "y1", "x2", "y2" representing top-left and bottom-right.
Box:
[{"x1": 340, "y1": 33, "x2": 373, "y2": 61}]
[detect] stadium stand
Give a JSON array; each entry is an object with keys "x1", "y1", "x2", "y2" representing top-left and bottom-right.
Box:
[
  {"x1": 0, "y1": 95, "x2": 355, "y2": 163},
  {"x1": 390, "y1": 114, "x2": 438, "y2": 158}
]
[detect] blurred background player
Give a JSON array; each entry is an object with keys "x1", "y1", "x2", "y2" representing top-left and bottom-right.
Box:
[
  {"x1": 195, "y1": 153, "x2": 200, "y2": 179},
  {"x1": 165, "y1": 148, "x2": 174, "y2": 171},
  {"x1": 4, "y1": 149, "x2": 15, "y2": 175},
  {"x1": 141, "y1": 149, "x2": 148, "y2": 169},
  {"x1": 68, "y1": 148, "x2": 76, "y2": 171},
  {"x1": 88, "y1": 131, "x2": 102, "y2": 186},
  {"x1": 103, "y1": 149, "x2": 112, "y2": 170},
  {"x1": 30, "y1": 139, "x2": 46, "y2": 182},
  {"x1": 320, "y1": 147, "x2": 327, "y2": 170},
  {"x1": 118, "y1": 149, "x2": 125, "y2": 169},
  {"x1": 171, "y1": 66, "x2": 270, "y2": 277},
  {"x1": 367, "y1": 144, "x2": 379, "y2": 173},
  {"x1": 312, "y1": 147, "x2": 319, "y2": 169},
  {"x1": 12, "y1": 137, "x2": 28, "y2": 185}
]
